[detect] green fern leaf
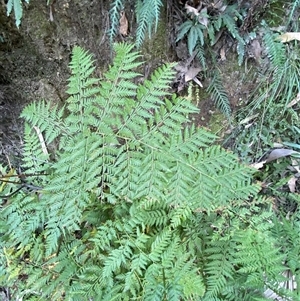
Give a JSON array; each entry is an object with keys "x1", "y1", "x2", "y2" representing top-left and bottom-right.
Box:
[
  {"x1": 6, "y1": 0, "x2": 27, "y2": 27},
  {"x1": 187, "y1": 24, "x2": 205, "y2": 55},
  {"x1": 21, "y1": 101, "x2": 66, "y2": 144},
  {"x1": 102, "y1": 245, "x2": 133, "y2": 279},
  {"x1": 176, "y1": 20, "x2": 193, "y2": 42},
  {"x1": 108, "y1": 0, "x2": 125, "y2": 43},
  {"x1": 262, "y1": 25, "x2": 285, "y2": 67},
  {"x1": 207, "y1": 71, "x2": 231, "y2": 117},
  {"x1": 196, "y1": 45, "x2": 207, "y2": 69},
  {"x1": 135, "y1": 0, "x2": 163, "y2": 48}
]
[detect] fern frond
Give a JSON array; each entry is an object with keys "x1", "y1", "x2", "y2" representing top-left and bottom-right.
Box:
[
  {"x1": 170, "y1": 203, "x2": 192, "y2": 228},
  {"x1": 149, "y1": 228, "x2": 172, "y2": 263},
  {"x1": 135, "y1": 0, "x2": 163, "y2": 48},
  {"x1": 237, "y1": 39, "x2": 246, "y2": 66},
  {"x1": 144, "y1": 265, "x2": 165, "y2": 301},
  {"x1": 6, "y1": 0, "x2": 26, "y2": 27},
  {"x1": 196, "y1": 45, "x2": 207, "y2": 69},
  {"x1": 116, "y1": 63, "x2": 176, "y2": 139},
  {"x1": 2, "y1": 193, "x2": 41, "y2": 248},
  {"x1": 287, "y1": 0, "x2": 300, "y2": 25},
  {"x1": 204, "y1": 239, "x2": 235, "y2": 299},
  {"x1": 233, "y1": 229, "x2": 285, "y2": 285},
  {"x1": 207, "y1": 71, "x2": 231, "y2": 117},
  {"x1": 176, "y1": 20, "x2": 193, "y2": 42},
  {"x1": 189, "y1": 146, "x2": 258, "y2": 211},
  {"x1": 42, "y1": 133, "x2": 106, "y2": 255},
  {"x1": 108, "y1": 0, "x2": 125, "y2": 44},
  {"x1": 262, "y1": 26, "x2": 285, "y2": 67},
  {"x1": 93, "y1": 43, "x2": 141, "y2": 128},
  {"x1": 271, "y1": 213, "x2": 300, "y2": 275},
  {"x1": 136, "y1": 202, "x2": 169, "y2": 227},
  {"x1": 179, "y1": 266, "x2": 205, "y2": 299},
  {"x1": 133, "y1": 149, "x2": 170, "y2": 200},
  {"x1": 66, "y1": 46, "x2": 99, "y2": 127},
  {"x1": 221, "y1": 5, "x2": 243, "y2": 40},
  {"x1": 21, "y1": 101, "x2": 66, "y2": 144},
  {"x1": 169, "y1": 125, "x2": 216, "y2": 156},
  {"x1": 207, "y1": 19, "x2": 216, "y2": 45},
  {"x1": 221, "y1": 7, "x2": 245, "y2": 64},
  {"x1": 142, "y1": 94, "x2": 198, "y2": 142},
  {"x1": 102, "y1": 244, "x2": 133, "y2": 279},
  {"x1": 21, "y1": 123, "x2": 50, "y2": 174}
]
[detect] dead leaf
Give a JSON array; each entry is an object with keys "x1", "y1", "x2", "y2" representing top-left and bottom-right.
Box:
[
  {"x1": 174, "y1": 63, "x2": 187, "y2": 73},
  {"x1": 176, "y1": 81, "x2": 185, "y2": 92},
  {"x1": 239, "y1": 113, "x2": 259, "y2": 125},
  {"x1": 198, "y1": 8, "x2": 209, "y2": 27},
  {"x1": 33, "y1": 126, "x2": 48, "y2": 155},
  {"x1": 185, "y1": 3, "x2": 200, "y2": 17},
  {"x1": 249, "y1": 39, "x2": 262, "y2": 61},
  {"x1": 288, "y1": 176, "x2": 297, "y2": 192},
  {"x1": 273, "y1": 142, "x2": 284, "y2": 148},
  {"x1": 220, "y1": 47, "x2": 226, "y2": 61},
  {"x1": 291, "y1": 159, "x2": 300, "y2": 173},
  {"x1": 277, "y1": 32, "x2": 300, "y2": 43},
  {"x1": 185, "y1": 67, "x2": 202, "y2": 82},
  {"x1": 287, "y1": 92, "x2": 300, "y2": 108},
  {"x1": 211, "y1": 30, "x2": 223, "y2": 46},
  {"x1": 265, "y1": 148, "x2": 299, "y2": 163},
  {"x1": 48, "y1": 0, "x2": 57, "y2": 22},
  {"x1": 193, "y1": 77, "x2": 203, "y2": 88},
  {"x1": 49, "y1": 5, "x2": 54, "y2": 22},
  {"x1": 251, "y1": 160, "x2": 266, "y2": 170},
  {"x1": 270, "y1": 26, "x2": 286, "y2": 32},
  {"x1": 217, "y1": 4, "x2": 227, "y2": 12},
  {"x1": 175, "y1": 40, "x2": 189, "y2": 60},
  {"x1": 244, "y1": 122, "x2": 254, "y2": 129},
  {"x1": 119, "y1": 11, "x2": 128, "y2": 36},
  {"x1": 212, "y1": 0, "x2": 226, "y2": 11}
]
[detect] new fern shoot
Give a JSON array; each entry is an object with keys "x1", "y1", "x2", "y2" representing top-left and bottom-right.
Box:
[{"x1": 0, "y1": 43, "x2": 295, "y2": 300}]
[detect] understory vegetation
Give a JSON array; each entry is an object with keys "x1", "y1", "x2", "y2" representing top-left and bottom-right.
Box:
[
  {"x1": 0, "y1": 41, "x2": 299, "y2": 300},
  {"x1": 1, "y1": 0, "x2": 300, "y2": 300}
]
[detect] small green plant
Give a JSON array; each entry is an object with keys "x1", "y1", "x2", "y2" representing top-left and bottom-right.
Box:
[
  {"x1": 223, "y1": 13, "x2": 300, "y2": 296},
  {"x1": 175, "y1": 3, "x2": 249, "y2": 117},
  {"x1": 177, "y1": 3, "x2": 246, "y2": 65},
  {"x1": 176, "y1": 19, "x2": 205, "y2": 56},
  {"x1": 228, "y1": 22, "x2": 300, "y2": 163}
]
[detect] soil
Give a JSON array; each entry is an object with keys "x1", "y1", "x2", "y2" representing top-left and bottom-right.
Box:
[
  {"x1": 0, "y1": 0, "x2": 112, "y2": 166},
  {"x1": 0, "y1": 0, "x2": 260, "y2": 167}
]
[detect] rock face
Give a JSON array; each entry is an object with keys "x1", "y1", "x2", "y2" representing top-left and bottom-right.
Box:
[
  {"x1": 0, "y1": 0, "x2": 112, "y2": 166},
  {"x1": 0, "y1": 86, "x2": 23, "y2": 166}
]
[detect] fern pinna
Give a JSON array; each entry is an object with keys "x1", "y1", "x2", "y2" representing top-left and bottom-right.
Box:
[{"x1": 0, "y1": 43, "x2": 292, "y2": 300}]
